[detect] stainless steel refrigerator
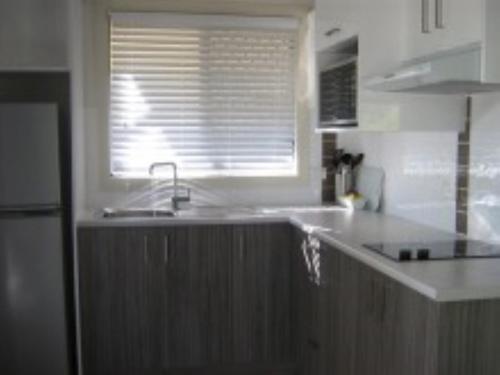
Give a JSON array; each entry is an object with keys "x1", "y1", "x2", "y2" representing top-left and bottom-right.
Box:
[{"x1": 0, "y1": 103, "x2": 71, "y2": 374}]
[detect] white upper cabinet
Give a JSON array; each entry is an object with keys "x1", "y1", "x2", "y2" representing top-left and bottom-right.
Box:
[
  {"x1": 357, "y1": 0, "x2": 404, "y2": 77},
  {"x1": 403, "y1": 0, "x2": 483, "y2": 61},
  {"x1": 402, "y1": 0, "x2": 500, "y2": 85},
  {"x1": 314, "y1": 0, "x2": 362, "y2": 51},
  {"x1": 440, "y1": 0, "x2": 483, "y2": 52},
  {"x1": 313, "y1": 0, "x2": 466, "y2": 132},
  {"x1": 357, "y1": 0, "x2": 465, "y2": 132}
]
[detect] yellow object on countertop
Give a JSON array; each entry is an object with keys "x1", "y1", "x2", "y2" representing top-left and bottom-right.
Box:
[{"x1": 338, "y1": 192, "x2": 367, "y2": 210}]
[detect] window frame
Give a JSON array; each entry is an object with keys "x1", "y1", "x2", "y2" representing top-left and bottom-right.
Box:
[{"x1": 107, "y1": 12, "x2": 300, "y2": 179}]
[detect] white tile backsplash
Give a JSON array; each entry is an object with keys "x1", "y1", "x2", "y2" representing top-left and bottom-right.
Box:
[
  {"x1": 339, "y1": 131, "x2": 458, "y2": 233},
  {"x1": 470, "y1": 94, "x2": 500, "y2": 243},
  {"x1": 340, "y1": 92, "x2": 500, "y2": 242}
]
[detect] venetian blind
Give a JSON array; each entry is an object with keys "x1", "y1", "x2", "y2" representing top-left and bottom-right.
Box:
[{"x1": 109, "y1": 13, "x2": 298, "y2": 178}]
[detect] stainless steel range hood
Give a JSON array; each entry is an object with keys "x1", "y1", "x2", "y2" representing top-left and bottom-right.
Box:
[{"x1": 364, "y1": 43, "x2": 500, "y2": 94}]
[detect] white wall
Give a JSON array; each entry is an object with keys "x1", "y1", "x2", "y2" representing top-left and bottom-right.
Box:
[
  {"x1": 67, "y1": 3, "x2": 85, "y2": 373},
  {"x1": 0, "y1": 0, "x2": 68, "y2": 69},
  {"x1": 338, "y1": 131, "x2": 458, "y2": 233},
  {"x1": 469, "y1": 94, "x2": 500, "y2": 243},
  {"x1": 69, "y1": 0, "x2": 86, "y2": 219},
  {"x1": 80, "y1": 0, "x2": 321, "y2": 215}
]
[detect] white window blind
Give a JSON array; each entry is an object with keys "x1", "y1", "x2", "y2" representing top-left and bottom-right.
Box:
[{"x1": 109, "y1": 13, "x2": 298, "y2": 178}]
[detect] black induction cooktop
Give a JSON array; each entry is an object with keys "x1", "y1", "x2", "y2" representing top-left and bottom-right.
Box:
[{"x1": 363, "y1": 239, "x2": 500, "y2": 262}]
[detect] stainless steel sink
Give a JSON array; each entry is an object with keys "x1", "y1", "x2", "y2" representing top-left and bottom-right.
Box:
[
  {"x1": 101, "y1": 206, "x2": 257, "y2": 219},
  {"x1": 102, "y1": 208, "x2": 175, "y2": 218}
]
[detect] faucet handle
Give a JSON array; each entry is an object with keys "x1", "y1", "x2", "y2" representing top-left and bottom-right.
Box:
[
  {"x1": 176, "y1": 184, "x2": 190, "y2": 197},
  {"x1": 172, "y1": 185, "x2": 191, "y2": 203}
]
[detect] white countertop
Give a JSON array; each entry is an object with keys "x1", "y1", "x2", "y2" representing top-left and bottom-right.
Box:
[{"x1": 79, "y1": 206, "x2": 500, "y2": 303}]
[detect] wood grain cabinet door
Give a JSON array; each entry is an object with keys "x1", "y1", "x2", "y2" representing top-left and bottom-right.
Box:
[
  {"x1": 378, "y1": 275, "x2": 439, "y2": 375},
  {"x1": 231, "y1": 223, "x2": 293, "y2": 366},
  {"x1": 321, "y1": 239, "x2": 360, "y2": 375},
  {"x1": 292, "y1": 231, "x2": 359, "y2": 375},
  {"x1": 165, "y1": 225, "x2": 234, "y2": 369},
  {"x1": 350, "y1": 259, "x2": 440, "y2": 375},
  {"x1": 292, "y1": 230, "x2": 336, "y2": 375},
  {"x1": 78, "y1": 227, "x2": 169, "y2": 375},
  {"x1": 79, "y1": 223, "x2": 294, "y2": 374},
  {"x1": 291, "y1": 229, "x2": 313, "y2": 374},
  {"x1": 315, "y1": 240, "x2": 441, "y2": 375}
]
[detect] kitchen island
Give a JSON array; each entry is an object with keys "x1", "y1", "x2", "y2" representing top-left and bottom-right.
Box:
[{"x1": 77, "y1": 207, "x2": 500, "y2": 375}]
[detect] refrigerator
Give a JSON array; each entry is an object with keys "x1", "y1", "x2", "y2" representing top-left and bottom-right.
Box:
[{"x1": 0, "y1": 103, "x2": 70, "y2": 374}]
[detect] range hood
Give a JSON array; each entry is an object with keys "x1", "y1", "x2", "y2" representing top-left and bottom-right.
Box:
[{"x1": 364, "y1": 43, "x2": 500, "y2": 94}]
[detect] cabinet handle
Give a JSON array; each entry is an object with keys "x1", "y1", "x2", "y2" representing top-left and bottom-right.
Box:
[
  {"x1": 324, "y1": 27, "x2": 341, "y2": 37},
  {"x1": 380, "y1": 284, "x2": 387, "y2": 324},
  {"x1": 421, "y1": 0, "x2": 431, "y2": 33},
  {"x1": 144, "y1": 235, "x2": 149, "y2": 265},
  {"x1": 163, "y1": 235, "x2": 169, "y2": 266},
  {"x1": 239, "y1": 233, "x2": 244, "y2": 262},
  {"x1": 435, "y1": 0, "x2": 444, "y2": 29}
]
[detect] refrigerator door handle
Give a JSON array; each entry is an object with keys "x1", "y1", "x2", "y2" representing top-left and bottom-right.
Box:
[{"x1": 0, "y1": 204, "x2": 62, "y2": 217}]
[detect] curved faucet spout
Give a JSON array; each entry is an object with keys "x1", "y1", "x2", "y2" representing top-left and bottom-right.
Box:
[
  {"x1": 149, "y1": 162, "x2": 177, "y2": 180},
  {"x1": 148, "y1": 162, "x2": 190, "y2": 211}
]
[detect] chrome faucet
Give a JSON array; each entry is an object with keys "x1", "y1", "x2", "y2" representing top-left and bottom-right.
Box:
[{"x1": 149, "y1": 162, "x2": 190, "y2": 211}]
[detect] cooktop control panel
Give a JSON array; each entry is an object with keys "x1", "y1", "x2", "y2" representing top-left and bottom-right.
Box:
[{"x1": 363, "y1": 240, "x2": 500, "y2": 262}]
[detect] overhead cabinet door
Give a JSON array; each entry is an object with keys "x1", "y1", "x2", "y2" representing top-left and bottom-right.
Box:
[
  {"x1": 403, "y1": 0, "x2": 483, "y2": 61},
  {"x1": 314, "y1": 0, "x2": 362, "y2": 52}
]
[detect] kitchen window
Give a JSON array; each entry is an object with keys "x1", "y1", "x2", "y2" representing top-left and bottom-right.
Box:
[{"x1": 109, "y1": 13, "x2": 299, "y2": 178}]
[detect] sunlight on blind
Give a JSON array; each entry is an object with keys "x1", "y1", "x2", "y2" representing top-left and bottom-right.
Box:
[{"x1": 109, "y1": 15, "x2": 298, "y2": 178}]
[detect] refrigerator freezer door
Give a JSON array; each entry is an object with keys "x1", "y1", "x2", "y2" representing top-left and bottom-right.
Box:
[
  {"x1": 0, "y1": 104, "x2": 61, "y2": 207},
  {"x1": 0, "y1": 216, "x2": 68, "y2": 375}
]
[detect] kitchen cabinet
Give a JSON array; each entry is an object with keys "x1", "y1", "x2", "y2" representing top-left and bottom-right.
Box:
[
  {"x1": 314, "y1": 0, "x2": 362, "y2": 52},
  {"x1": 78, "y1": 223, "x2": 293, "y2": 375},
  {"x1": 78, "y1": 226, "x2": 168, "y2": 375},
  {"x1": 79, "y1": 222, "x2": 500, "y2": 375},
  {"x1": 293, "y1": 229, "x2": 500, "y2": 375},
  {"x1": 165, "y1": 225, "x2": 234, "y2": 368},
  {"x1": 232, "y1": 224, "x2": 293, "y2": 365},
  {"x1": 356, "y1": 0, "x2": 466, "y2": 132},
  {"x1": 292, "y1": 230, "x2": 339, "y2": 375},
  {"x1": 314, "y1": 0, "x2": 465, "y2": 132},
  {"x1": 291, "y1": 230, "x2": 313, "y2": 374},
  {"x1": 351, "y1": 253, "x2": 439, "y2": 375},
  {"x1": 403, "y1": 0, "x2": 482, "y2": 62},
  {"x1": 402, "y1": 0, "x2": 500, "y2": 84}
]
